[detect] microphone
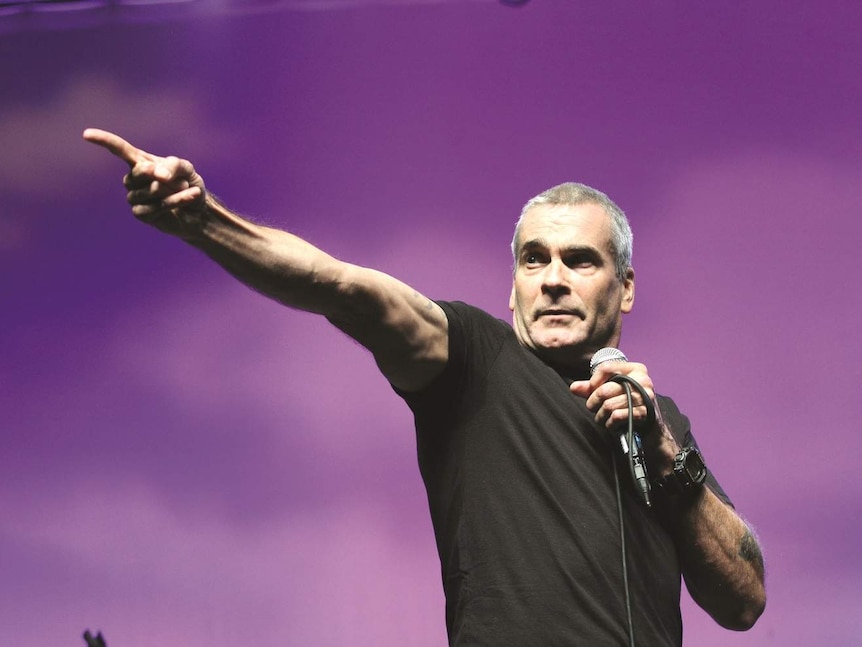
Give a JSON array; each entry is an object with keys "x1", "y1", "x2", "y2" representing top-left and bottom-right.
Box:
[
  {"x1": 589, "y1": 346, "x2": 629, "y2": 374},
  {"x1": 589, "y1": 347, "x2": 657, "y2": 429},
  {"x1": 590, "y1": 347, "x2": 652, "y2": 507},
  {"x1": 590, "y1": 347, "x2": 630, "y2": 454}
]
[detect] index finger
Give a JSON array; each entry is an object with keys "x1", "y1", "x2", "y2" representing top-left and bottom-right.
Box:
[{"x1": 82, "y1": 128, "x2": 153, "y2": 167}]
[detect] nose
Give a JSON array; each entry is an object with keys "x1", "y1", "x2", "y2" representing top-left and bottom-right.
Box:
[{"x1": 541, "y1": 259, "x2": 569, "y2": 297}]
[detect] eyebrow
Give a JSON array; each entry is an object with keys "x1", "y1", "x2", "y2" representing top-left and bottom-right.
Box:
[{"x1": 519, "y1": 239, "x2": 601, "y2": 256}]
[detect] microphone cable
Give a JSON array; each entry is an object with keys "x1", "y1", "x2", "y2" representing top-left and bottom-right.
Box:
[
  {"x1": 606, "y1": 373, "x2": 657, "y2": 647},
  {"x1": 611, "y1": 439, "x2": 635, "y2": 647},
  {"x1": 608, "y1": 374, "x2": 656, "y2": 509},
  {"x1": 585, "y1": 348, "x2": 662, "y2": 646}
]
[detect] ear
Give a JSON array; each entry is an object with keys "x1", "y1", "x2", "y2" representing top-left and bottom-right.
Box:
[
  {"x1": 508, "y1": 282, "x2": 516, "y2": 312},
  {"x1": 621, "y1": 267, "x2": 635, "y2": 314}
]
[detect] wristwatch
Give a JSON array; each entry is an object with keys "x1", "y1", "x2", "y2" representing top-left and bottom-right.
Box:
[{"x1": 652, "y1": 446, "x2": 707, "y2": 497}]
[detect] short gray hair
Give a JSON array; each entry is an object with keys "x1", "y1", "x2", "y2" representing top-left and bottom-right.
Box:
[{"x1": 511, "y1": 182, "x2": 633, "y2": 280}]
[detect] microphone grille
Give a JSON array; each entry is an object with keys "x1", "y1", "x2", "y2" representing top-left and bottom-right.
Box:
[{"x1": 590, "y1": 347, "x2": 628, "y2": 374}]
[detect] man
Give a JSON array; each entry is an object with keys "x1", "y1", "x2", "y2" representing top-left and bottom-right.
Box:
[{"x1": 83, "y1": 128, "x2": 765, "y2": 645}]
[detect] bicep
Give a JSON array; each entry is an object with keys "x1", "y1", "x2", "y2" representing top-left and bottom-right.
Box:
[{"x1": 325, "y1": 265, "x2": 449, "y2": 392}]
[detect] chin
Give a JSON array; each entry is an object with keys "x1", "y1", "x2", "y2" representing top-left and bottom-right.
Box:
[
  {"x1": 534, "y1": 331, "x2": 584, "y2": 350},
  {"x1": 534, "y1": 338, "x2": 585, "y2": 361}
]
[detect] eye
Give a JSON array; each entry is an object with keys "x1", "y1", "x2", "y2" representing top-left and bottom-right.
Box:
[
  {"x1": 565, "y1": 252, "x2": 597, "y2": 269},
  {"x1": 523, "y1": 251, "x2": 547, "y2": 267}
]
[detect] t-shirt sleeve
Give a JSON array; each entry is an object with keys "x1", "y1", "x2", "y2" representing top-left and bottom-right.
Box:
[
  {"x1": 394, "y1": 300, "x2": 468, "y2": 420},
  {"x1": 395, "y1": 301, "x2": 508, "y2": 419}
]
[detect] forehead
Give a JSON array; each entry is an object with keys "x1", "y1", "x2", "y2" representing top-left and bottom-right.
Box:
[{"x1": 517, "y1": 203, "x2": 613, "y2": 253}]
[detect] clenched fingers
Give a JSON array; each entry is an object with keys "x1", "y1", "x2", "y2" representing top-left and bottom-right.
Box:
[
  {"x1": 595, "y1": 398, "x2": 654, "y2": 430},
  {"x1": 581, "y1": 367, "x2": 656, "y2": 431}
]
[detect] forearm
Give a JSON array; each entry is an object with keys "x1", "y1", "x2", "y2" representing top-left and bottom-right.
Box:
[
  {"x1": 84, "y1": 128, "x2": 371, "y2": 321},
  {"x1": 184, "y1": 197, "x2": 448, "y2": 391},
  {"x1": 189, "y1": 196, "x2": 352, "y2": 316},
  {"x1": 659, "y1": 487, "x2": 766, "y2": 630}
]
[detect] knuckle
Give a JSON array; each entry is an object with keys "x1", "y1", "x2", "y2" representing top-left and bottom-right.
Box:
[
  {"x1": 597, "y1": 383, "x2": 617, "y2": 399},
  {"x1": 165, "y1": 156, "x2": 186, "y2": 173}
]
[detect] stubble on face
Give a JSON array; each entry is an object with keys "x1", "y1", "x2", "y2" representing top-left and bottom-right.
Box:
[{"x1": 509, "y1": 203, "x2": 633, "y2": 370}]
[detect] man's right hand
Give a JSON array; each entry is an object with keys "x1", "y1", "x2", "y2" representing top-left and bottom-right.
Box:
[{"x1": 83, "y1": 128, "x2": 208, "y2": 239}]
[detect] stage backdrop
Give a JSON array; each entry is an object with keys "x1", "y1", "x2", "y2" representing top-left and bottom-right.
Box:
[{"x1": 2, "y1": 1, "x2": 860, "y2": 645}]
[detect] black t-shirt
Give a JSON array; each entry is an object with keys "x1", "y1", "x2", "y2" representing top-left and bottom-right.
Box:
[{"x1": 398, "y1": 302, "x2": 731, "y2": 647}]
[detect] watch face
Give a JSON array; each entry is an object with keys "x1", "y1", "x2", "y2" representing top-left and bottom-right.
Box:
[{"x1": 683, "y1": 449, "x2": 707, "y2": 482}]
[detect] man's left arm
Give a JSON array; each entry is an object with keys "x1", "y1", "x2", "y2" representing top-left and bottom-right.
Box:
[
  {"x1": 571, "y1": 362, "x2": 766, "y2": 630},
  {"x1": 659, "y1": 477, "x2": 766, "y2": 630}
]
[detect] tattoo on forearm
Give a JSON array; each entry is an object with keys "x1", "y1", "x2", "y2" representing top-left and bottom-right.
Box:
[{"x1": 739, "y1": 528, "x2": 765, "y2": 575}]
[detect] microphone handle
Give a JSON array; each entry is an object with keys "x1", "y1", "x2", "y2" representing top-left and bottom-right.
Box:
[{"x1": 589, "y1": 348, "x2": 656, "y2": 506}]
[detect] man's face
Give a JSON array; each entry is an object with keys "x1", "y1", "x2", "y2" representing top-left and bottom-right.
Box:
[{"x1": 509, "y1": 202, "x2": 635, "y2": 369}]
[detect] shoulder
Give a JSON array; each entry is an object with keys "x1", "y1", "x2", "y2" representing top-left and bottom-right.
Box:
[{"x1": 437, "y1": 300, "x2": 514, "y2": 339}]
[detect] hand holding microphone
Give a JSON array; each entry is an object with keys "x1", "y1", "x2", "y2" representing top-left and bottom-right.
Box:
[
  {"x1": 570, "y1": 348, "x2": 657, "y2": 432},
  {"x1": 571, "y1": 348, "x2": 657, "y2": 506}
]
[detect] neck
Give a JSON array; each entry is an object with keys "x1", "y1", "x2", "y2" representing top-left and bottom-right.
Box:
[{"x1": 531, "y1": 348, "x2": 592, "y2": 382}]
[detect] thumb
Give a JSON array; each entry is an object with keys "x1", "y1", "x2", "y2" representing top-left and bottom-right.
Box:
[{"x1": 569, "y1": 380, "x2": 592, "y2": 397}]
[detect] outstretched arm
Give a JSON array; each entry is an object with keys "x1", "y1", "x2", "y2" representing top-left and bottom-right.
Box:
[
  {"x1": 83, "y1": 128, "x2": 448, "y2": 392},
  {"x1": 571, "y1": 363, "x2": 766, "y2": 630}
]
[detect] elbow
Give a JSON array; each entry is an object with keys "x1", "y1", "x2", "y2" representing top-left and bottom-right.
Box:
[
  {"x1": 690, "y1": 575, "x2": 766, "y2": 631},
  {"x1": 716, "y1": 589, "x2": 766, "y2": 631},
  {"x1": 738, "y1": 591, "x2": 767, "y2": 631}
]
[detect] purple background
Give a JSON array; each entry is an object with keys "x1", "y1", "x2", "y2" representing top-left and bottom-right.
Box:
[{"x1": 2, "y1": 1, "x2": 860, "y2": 645}]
